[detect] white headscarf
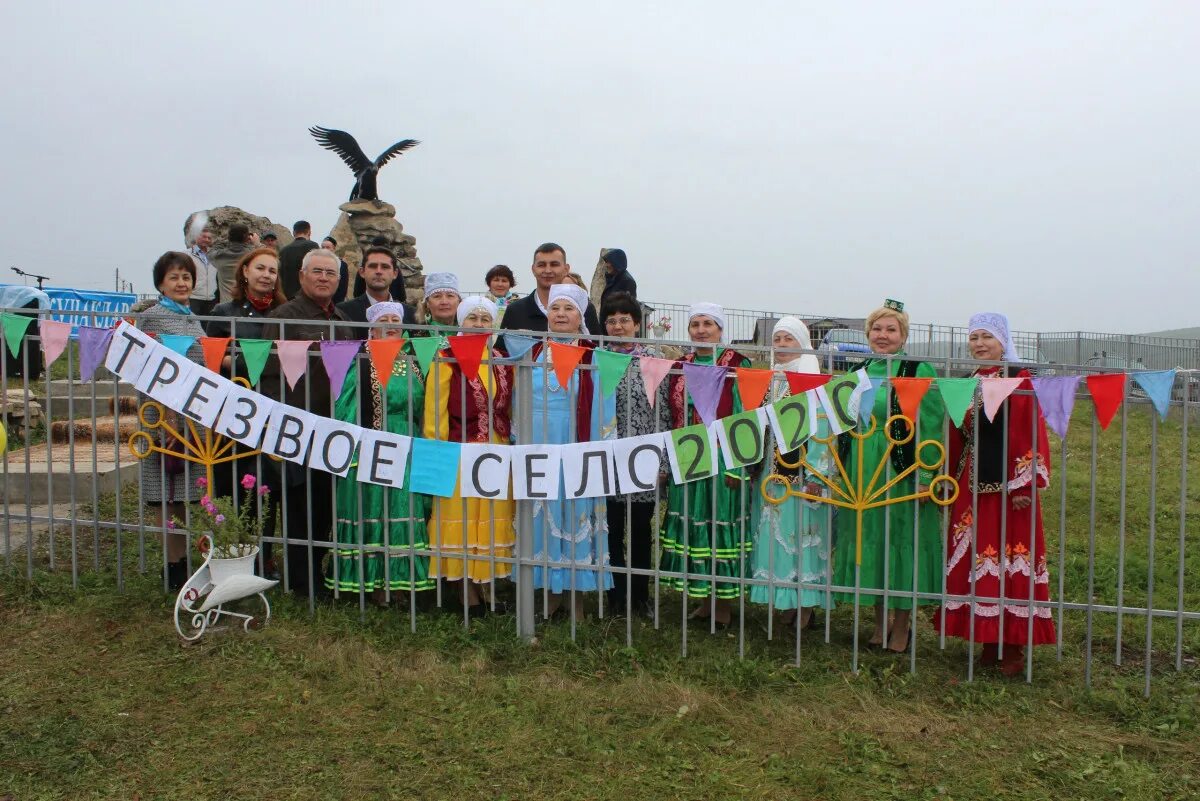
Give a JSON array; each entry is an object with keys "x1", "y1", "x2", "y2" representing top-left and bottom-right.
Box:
[
  {"x1": 456, "y1": 295, "x2": 498, "y2": 327},
  {"x1": 772, "y1": 316, "x2": 820, "y2": 374},
  {"x1": 547, "y1": 284, "x2": 590, "y2": 333},
  {"x1": 423, "y1": 272, "x2": 461, "y2": 300},
  {"x1": 366, "y1": 301, "x2": 405, "y2": 324},
  {"x1": 968, "y1": 312, "x2": 1021, "y2": 362},
  {"x1": 688, "y1": 301, "x2": 730, "y2": 343}
]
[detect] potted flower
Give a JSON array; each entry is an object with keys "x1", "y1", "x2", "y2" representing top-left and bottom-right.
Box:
[
  {"x1": 651, "y1": 315, "x2": 673, "y2": 338},
  {"x1": 172, "y1": 474, "x2": 270, "y2": 584}
]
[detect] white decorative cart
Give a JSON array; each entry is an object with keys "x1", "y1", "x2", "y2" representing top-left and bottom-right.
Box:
[{"x1": 174, "y1": 535, "x2": 277, "y2": 641}]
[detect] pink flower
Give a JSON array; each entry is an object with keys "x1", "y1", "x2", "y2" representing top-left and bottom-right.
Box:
[
  {"x1": 240, "y1": 474, "x2": 257, "y2": 490},
  {"x1": 166, "y1": 520, "x2": 176, "y2": 531},
  {"x1": 214, "y1": 514, "x2": 226, "y2": 524},
  {"x1": 195, "y1": 477, "x2": 208, "y2": 489},
  {"x1": 257, "y1": 485, "x2": 270, "y2": 497}
]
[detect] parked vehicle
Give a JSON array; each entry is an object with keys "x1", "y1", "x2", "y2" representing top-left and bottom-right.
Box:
[{"x1": 818, "y1": 328, "x2": 871, "y2": 372}]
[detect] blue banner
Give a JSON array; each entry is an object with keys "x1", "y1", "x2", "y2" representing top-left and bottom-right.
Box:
[{"x1": 43, "y1": 287, "x2": 136, "y2": 334}]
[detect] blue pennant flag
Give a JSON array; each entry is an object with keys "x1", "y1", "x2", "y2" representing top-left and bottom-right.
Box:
[
  {"x1": 409, "y1": 439, "x2": 462, "y2": 497},
  {"x1": 858, "y1": 377, "x2": 885, "y2": 424},
  {"x1": 1132, "y1": 369, "x2": 1176, "y2": 420},
  {"x1": 159, "y1": 334, "x2": 197, "y2": 358},
  {"x1": 499, "y1": 334, "x2": 539, "y2": 361}
]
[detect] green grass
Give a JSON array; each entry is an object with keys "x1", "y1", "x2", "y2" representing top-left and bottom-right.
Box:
[{"x1": 1, "y1": 401, "x2": 1198, "y2": 798}]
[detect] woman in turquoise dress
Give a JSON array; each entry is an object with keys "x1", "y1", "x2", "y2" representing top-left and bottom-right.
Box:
[
  {"x1": 326, "y1": 302, "x2": 432, "y2": 604},
  {"x1": 832, "y1": 300, "x2": 946, "y2": 652},
  {"x1": 524, "y1": 284, "x2": 616, "y2": 620},
  {"x1": 750, "y1": 316, "x2": 833, "y2": 631},
  {"x1": 660, "y1": 302, "x2": 752, "y2": 628}
]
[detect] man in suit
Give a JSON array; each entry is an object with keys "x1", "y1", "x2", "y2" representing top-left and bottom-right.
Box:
[
  {"x1": 321, "y1": 236, "x2": 351, "y2": 304},
  {"x1": 258, "y1": 248, "x2": 355, "y2": 598},
  {"x1": 499, "y1": 242, "x2": 602, "y2": 337},
  {"x1": 336, "y1": 245, "x2": 416, "y2": 327},
  {"x1": 278, "y1": 220, "x2": 320, "y2": 300}
]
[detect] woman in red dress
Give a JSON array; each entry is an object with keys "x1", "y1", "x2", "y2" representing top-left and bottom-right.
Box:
[{"x1": 934, "y1": 312, "x2": 1056, "y2": 675}]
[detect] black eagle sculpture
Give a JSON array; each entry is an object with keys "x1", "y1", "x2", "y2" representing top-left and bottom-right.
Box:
[{"x1": 308, "y1": 126, "x2": 420, "y2": 202}]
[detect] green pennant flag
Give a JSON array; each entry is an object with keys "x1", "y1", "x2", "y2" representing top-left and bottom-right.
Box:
[
  {"x1": 594, "y1": 349, "x2": 633, "y2": 397},
  {"x1": 937, "y1": 377, "x2": 979, "y2": 427},
  {"x1": 238, "y1": 339, "x2": 273, "y2": 387},
  {"x1": 767, "y1": 390, "x2": 813, "y2": 454},
  {"x1": 1, "y1": 313, "x2": 34, "y2": 359},
  {"x1": 718, "y1": 408, "x2": 765, "y2": 469},
  {"x1": 410, "y1": 335, "x2": 442, "y2": 378},
  {"x1": 668, "y1": 422, "x2": 716, "y2": 484}
]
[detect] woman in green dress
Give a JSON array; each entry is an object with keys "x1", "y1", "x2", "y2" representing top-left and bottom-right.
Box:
[
  {"x1": 833, "y1": 300, "x2": 946, "y2": 653},
  {"x1": 326, "y1": 302, "x2": 432, "y2": 604},
  {"x1": 660, "y1": 302, "x2": 752, "y2": 628}
]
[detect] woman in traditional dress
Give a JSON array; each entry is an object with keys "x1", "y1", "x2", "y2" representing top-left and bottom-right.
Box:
[
  {"x1": 423, "y1": 295, "x2": 515, "y2": 616},
  {"x1": 659, "y1": 303, "x2": 753, "y2": 628},
  {"x1": 600, "y1": 291, "x2": 669, "y2": 618},
  {"x1": 750, "y1": 316, "x2": 833, "y2": 630},
  {"x1": 933, "y1": 312, "x2": 1055, "y2": 675},
  {"x1": 833, "y1": 300, "x2": 946, "y2": 652},
  {"x1": 415, "y1": 271, "x2": 462, "y2": 345},
  {"x1": 327, "y1": 302, "x2": 432, "y2": 604},
  {"x1": 525, "y1": 284, "x2": 616, "y2": 620},
  {"x1": 137, "y1": 251, "x2": 208, "y2": 590}
]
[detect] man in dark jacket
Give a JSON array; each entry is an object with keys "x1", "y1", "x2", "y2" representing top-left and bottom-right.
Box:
[
  {"x1": 278, "y1": 220, "x2": 320, "y2": 300},
  {"x1": 599, "y1": 248, "x2": 637, "y2": 305},
  {"x1": 321, "y1": 236, "x2": 351, "y2": 304},
  {"x1": 499, "y1": 242, "x2": 602, "y2": 337},
  {"x1": 336, "y1": 245, "x2": 416, "y2": 326},
  {"x1": 210, "y1": 224, "x2": 257, "y2": 303},
  {"x1": 258, "y1": 248, "x2": 355, "y2": 598}
]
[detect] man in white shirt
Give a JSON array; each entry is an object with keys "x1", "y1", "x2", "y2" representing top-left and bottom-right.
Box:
[{"x1": 188, "y1": 227, "x2": 218, "y2": 315}]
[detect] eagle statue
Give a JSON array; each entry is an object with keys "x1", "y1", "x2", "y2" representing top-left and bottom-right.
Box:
[{"x1": 308, "y1": 126, "x2": 420, "y2": 202}]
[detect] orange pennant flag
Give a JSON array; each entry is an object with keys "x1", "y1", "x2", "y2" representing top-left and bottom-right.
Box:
[
  {"x1": 735, "y1": 367, "x2": 773, "y2": 410},
  {"x1": 366, "y1": 337, "x2": 406, "y2": 389},
  {"x1": 198, "y1": 336, "x2": 230, "y2": 374},
  {"x1": 448, "y1": 333, "x2": 490, "y2": 380},
  {"x1": 548, "y1": 341, "x2": 588, "y2": 389},
  {"x1": 891, "y1": 376, "x2": 933, "y2": 423},
  {"x1": 784, "y1": 371, "x2": 832, "y2": 396}
]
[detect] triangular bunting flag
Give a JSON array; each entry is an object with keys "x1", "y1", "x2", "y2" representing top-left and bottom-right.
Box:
[
  {"x1": 891, "y1": 376, "x2": 933, "y2": 423},
  {"x1": 237, "y1": 339, "x2": 273, "y2": 387},
  {"x1": 366, "y1": 338, "x2": 406, "y2": 389},
  {"x1": 1031, "y1": 375, "x2": 1081, "y2": 439},
  {"x1": 858, "y1": 377, "x2": 885, "y2": 424},
  {"x1": 501, "y1": 334, "x2": 539, "y2": 361},
  {"x1": 548, "y1": 340, "x2": 587, "y2": 389},
  {"x1": 1, "y1": 313, "x2": 34, "y2": 359},
  {"x1": 320, "y1": 340, "x2": 361, "y2": 397},
  {"x1": 784, "y1": 371, "x2": 832, "y2": 396},
  {"x1": 77, "y1": 326, "x2": 114, "y2": 381},
  {"x1": 158, "y1": 334, "x2": 196, "y2": 358},
  {"x1": 980, "y1": 376, "x2": 1023, "y2": 422},
  {"x1": 1086, "y1": 373, "x2": 1126, "y2": 430},
  {"x1": 595, "y1": 349, "x2": 633, "y2": 397},
  {"x1": 199, "y1": 336, "x2": 231, "y2": 374},
  {"x1": 1132, "y1": 369, "x2": 1176, "y2": 421},
  {"x1": 682, "y1": 362, "x2": 727, "y2": 425},
  {"x1": 276, "y1": 340, "x2": 312, "y2": 390},
  {"x1": 936, "y1": 377, "x2": 979, "y2": 427},
  {"x1": 38, "y1": 319, "x2": 72, "y2": 368},
  {"x1": 640, "y1": 356, "x2": 674, "y2": 408},
  {"x1": 735, "y1": 367, "x2": 773, "y2": 411},
  {"x1": 448, "y1": 333, "x2": 490, "y2": 381},
  {"x1": 410, "y1": 336, "x2": 441, "y2": 377}
]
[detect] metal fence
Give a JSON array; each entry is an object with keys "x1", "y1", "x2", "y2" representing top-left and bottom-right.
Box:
[{"x1": 1, "y1": 307, "x2": 1197, "y2": 697}]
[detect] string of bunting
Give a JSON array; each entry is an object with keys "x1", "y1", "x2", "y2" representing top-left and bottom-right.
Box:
[{"x1": 2, "y1": 317, "x2": 1185, "y2": 493}]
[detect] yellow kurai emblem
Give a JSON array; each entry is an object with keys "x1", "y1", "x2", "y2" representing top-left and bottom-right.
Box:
[{"x1": 761, "y1": 414, "x2": 959, "y2": 565}]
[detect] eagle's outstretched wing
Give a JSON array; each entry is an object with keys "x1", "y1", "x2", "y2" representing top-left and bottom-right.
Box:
[
  {"x1": 309, "y1": 126, "x2": 372, "y2": 173},
  {"x1": 373, "y1": 139, "x2": 420, "y2": 168}
]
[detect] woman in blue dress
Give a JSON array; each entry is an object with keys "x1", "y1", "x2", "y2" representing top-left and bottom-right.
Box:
[{"x1": 525, "y1": 284, "x2": 616, "y2": 621}]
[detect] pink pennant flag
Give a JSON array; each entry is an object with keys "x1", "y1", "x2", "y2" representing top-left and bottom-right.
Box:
[
  {"x1": 39, "y1": 320, "x2": 72, "y2": 367},
  {"x1": 276, "y1": 340, "x2": 312, "y2": 390},
  {"x1": 980, "y1": 376, "x2": 1024, "y2": 422},
  {"x1": 639, "y1": 356, "x2": 674, "y2": 408},
  {"x1": 320, "y1": 339, "x2": 361, "y2": 396}
]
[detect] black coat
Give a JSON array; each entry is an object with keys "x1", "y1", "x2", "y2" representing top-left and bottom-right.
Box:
[
  {"x1": 277, "y1": 238, "x2": 320, "y2": 300},
  {"x1": 498, "y1": 293, "x2": 602, "y2": 336},
  {"x1": 336, "y1": 293, "x2": 418, "y2": 328}
]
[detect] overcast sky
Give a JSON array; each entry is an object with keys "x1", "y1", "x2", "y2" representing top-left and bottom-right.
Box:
[{"x1": 2, "y1": 2, "x2": 1197, "y2": 333}]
